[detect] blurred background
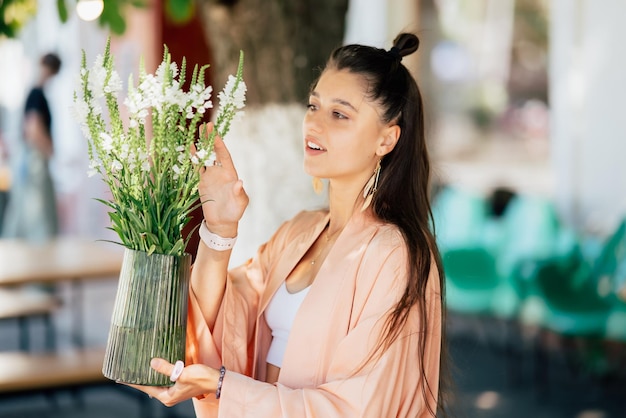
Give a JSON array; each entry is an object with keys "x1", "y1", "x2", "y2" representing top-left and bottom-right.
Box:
[{"x1": 0, "y1": 0, "x2": 625, "y2": 417}]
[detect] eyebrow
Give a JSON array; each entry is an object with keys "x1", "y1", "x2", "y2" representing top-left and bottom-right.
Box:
[{"x1": 310, "y1": 91, "x2": 358, "y2": 113}]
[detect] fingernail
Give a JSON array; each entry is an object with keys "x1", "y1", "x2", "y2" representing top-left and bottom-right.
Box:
[{"x1": 150, "y1": 358, "x2": 161, "y2": 369}]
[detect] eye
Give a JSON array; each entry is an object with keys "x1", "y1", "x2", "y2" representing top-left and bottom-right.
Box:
[
  {"x1": 307, "y1": 103, "x2": 318, "y2": 111},
  {"x1": 332, "y1": 111, "x2": 347, "y2": 119}
]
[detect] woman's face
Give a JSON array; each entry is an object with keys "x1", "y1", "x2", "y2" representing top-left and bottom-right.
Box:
[{"x1": 302, "y1": 69, "x2": 398, "y2": 184}]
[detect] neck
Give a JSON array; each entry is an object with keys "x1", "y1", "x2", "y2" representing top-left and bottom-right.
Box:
[{"x1": 326, "y1": 177, "x2": 371, "y2": 234}]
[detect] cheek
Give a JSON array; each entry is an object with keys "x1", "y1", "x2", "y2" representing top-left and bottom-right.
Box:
[{"x1": 331, "y1": 135, "x2": 378, "y2": 171}]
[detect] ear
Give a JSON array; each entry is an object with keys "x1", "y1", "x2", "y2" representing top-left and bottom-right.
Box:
[{"x1": 376, "y1": 124, "x2": 401, "y2": 157}]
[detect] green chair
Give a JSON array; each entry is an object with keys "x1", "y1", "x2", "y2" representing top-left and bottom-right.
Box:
[
  {"x1": 591, "y1": 219, "x2": 626, "y2": 284},
  {"x1": 444, "y1": 247, "x2": 501, "y2": 315},
  {"x1": 519, "y1": 255, "x2": 613, "y2": 397},
  {"x1": 586, "y1": 218, "x2": 626, "y2": 341},
  {"x1": 603, "y1": 257, "x2": 626, "y2": 342},
  {"x1": 495, "y1": 195, "x2": 563, "y2": 281},
  {"x1": 431, "y1": 186, "x2": 488, "y2": 253},
  {"x1": 527, "y1": 258, "x2": 612, "y2": 335}
]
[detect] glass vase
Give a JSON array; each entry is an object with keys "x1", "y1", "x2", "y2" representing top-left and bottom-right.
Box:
[{"x1": 102, "y1": 248, "x2": 191, "y2": 386}]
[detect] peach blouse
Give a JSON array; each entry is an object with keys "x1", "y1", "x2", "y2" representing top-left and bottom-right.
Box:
[{"x1": 186, "y1": 209, "x2": 442, "y2": 417}]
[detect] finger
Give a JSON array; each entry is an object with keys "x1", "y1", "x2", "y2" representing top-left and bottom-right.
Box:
[
  {"x1": 233, "y1": 179, "x2": 246, "y2": 199},
  {"x1": 151, "y1": 357, "x2": 175, "y2": 377},
  {"x1": 212, "y1": 135, "x2": 237, "y2": 175},
  {"x1": 200, "y1": 121, "x2": 213, "y2": 139},
  {"x1": 124, "y1": 383, "x2": 164, "y2": 399},
  {"x1": 124, "y1": 383, "x2": 181, "y2": 407}
]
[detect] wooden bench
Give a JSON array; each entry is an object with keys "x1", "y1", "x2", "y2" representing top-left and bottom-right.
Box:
[
  {"x1": 0, "y1": 288, "x2": 59, "y2": 320},
  {"x1": 0, "y1": 348, "x2": 109, "y2": 395},
  {"x1": 0, "y1": 348, "x2": 158, "y2": 418},
  {"x1": 0, "y1": 288, "x2": 60, "y2": 350}
]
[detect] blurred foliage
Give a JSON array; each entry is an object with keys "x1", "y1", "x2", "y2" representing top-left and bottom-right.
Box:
[
  {"x1": 164, "y1": 0, "x2": 194, "y2": 24},
  {"x1": 0, "y1": 0, "x2": 156, "y2": 38},
  {"x1": 99, "y1": 0, "x2": 148, "y2": 35},
  {"x1": 514, "y1": 0, "x2": 549, "y2": 48},
  {"x1": 0, "y1": 0, "x2": 37, "y2": 38}
]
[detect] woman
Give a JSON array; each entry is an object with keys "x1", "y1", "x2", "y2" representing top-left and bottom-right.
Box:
[
  {"x1": 133, "y1": 33, "x2": 448, "y2": 417},
  {"x1": 2, "y1": 53, "x2": 61, "y2": 241}
]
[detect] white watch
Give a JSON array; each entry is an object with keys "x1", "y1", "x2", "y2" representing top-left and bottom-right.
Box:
[{"x1": 199, "y1": 221, "x2": 237, "y2": 251}]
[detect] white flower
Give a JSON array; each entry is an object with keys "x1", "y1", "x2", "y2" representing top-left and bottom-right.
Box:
[
  {"x1": 99, "y1": 132, "x2": 114, "y2": 154},
  {"x1": 218, "y1": 75, "x2": 247, "y2": 109},
  {"x1": 119, "y1": 143, "x2": 130, "y2": 160},
  {"x1": 204, "y1": 152, "x2": 217, "y2": 167},
  {"x1": 80, "y1": 125, "x2": 92, "y2": 141},
  {"x1": 87, "y1": 160, "x2": 101, "y2": 177},
  {"x1": 196, "y1": 149, "x2": 207, "y2": 160},
  {"x1": 71, "y1": 97, "x2": 89, "y2": 123},
  {"x1": 111, "y1": 160, "x2": 123, "y2": 173},
  {"x1": 156, "y1": 61, "x2": 178, "y2": 81},
  {"x1": 73, "y1": 44, "x2": 246, "y2": 256},
  {"x1": 87, "y1": 55, "x2": 107, "y2": 98},
  {"x1": 172, "y1": 164, "x2": 181, "y2": 179},
  {"x1": 104, "y1": 70, "x2": 122, "y2": 94}
]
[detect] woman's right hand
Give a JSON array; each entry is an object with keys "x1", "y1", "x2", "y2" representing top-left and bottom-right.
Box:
[{"x1": 197, "y1": 123, "x2": 249, "y2": 238}]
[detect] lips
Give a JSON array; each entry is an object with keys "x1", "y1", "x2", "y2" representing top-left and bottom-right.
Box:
[{"x1": 306, "y1": 139, "x2": 326, "y2": 151}]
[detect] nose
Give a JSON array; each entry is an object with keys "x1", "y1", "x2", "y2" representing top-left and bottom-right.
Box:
[{"x1": 303, "y1": 109, "x2": 323, "y2": 135}]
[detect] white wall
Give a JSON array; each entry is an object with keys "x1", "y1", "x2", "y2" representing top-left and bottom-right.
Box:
[{"x1": 550, "y1": 0, "x2": 626, "y2": 235}]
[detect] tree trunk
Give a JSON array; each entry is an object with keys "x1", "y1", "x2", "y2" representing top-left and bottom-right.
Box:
[
  {"x1": 192, "y1": 0, "x2": 347, "y2": 265},
  {"x1": 196, "y1": 0, "x2": 349, "y2": 106}
]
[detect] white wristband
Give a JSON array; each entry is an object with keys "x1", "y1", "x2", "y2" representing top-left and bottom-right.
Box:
[{"x1": 199, "y1": 221, "x2": 237, "y2": 251}]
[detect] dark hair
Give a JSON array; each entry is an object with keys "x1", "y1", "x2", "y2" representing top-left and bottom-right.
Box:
[
  {"x1": 321, "y1": 33, "x2": 450, "y2": 417},
  {"x1": 41, "y1": 53, "x2": 62, "y2": 75}
]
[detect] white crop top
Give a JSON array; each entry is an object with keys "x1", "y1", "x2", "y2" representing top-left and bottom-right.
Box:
[{"x1": 265, "y1": 282, "x2": 310, "y2": 367}]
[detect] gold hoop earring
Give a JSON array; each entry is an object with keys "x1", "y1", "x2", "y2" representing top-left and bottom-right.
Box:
[
  {"x1": 361, "y1": 160, "x2": 381, "y2": 212},
  {"x1": 312, "y1": 177, "x2": 324, "y2": 195}
]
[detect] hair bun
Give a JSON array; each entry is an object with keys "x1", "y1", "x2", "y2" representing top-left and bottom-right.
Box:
[{"x1": 388, "y1": 33, "x2": 420, "y2": 61}]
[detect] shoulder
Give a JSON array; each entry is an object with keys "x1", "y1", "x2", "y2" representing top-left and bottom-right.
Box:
[
  {"x1": 352, "y1": 220, "x2": 408, "y2": 289},
  {"x1": 360, "y1": 220, "x2": 406, "y2": 265},
  {"x1": 259, "y1": 209, "x2": 328, "y2": 256},
  {"x1": 289, "y1": 209, "x2": 329, "y2": 227},
  {"x1": 26, "y1": 87, "x2": 45, "y2": 101},
  {"x1": 274, "y1": 209, "x2": 328, "y2": 239},
  {"x1": 25, "y1": 88, "x2": 46, "y2": 110}
]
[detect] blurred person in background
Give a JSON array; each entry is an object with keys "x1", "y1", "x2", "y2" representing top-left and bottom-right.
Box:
[
  {"x1": 2, "y1": 53, "x2": 61, "y2": 241},
  {"x1": 0, "y1": 109, "x2": 9, "y2": 236}
]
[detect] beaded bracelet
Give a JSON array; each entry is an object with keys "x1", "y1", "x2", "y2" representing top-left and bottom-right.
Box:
[
  {"x1": 199, "y1": 221, "x2": 237, "y2": 251},
  {"x1": 215, "y1": 365, "x2": 226, "y2": 399}
]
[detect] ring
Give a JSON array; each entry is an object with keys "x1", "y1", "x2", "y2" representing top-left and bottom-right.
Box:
[
  {"x1": 170, "y1": 360, "x2": 185, "y2": 382},
  {"x1": 214, "y1": 161, "x2": 222, "y2": 167}
]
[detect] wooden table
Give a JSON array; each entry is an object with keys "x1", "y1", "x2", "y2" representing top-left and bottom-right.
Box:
[
  {"x1": 0, "y1": 348, "x2": 109, "y2": 394},
  {"x1": 0, "y1": 237, "x2": 123, "y2": 286},
  {"x1": 0, "y1": 237, "x2": 124, "y2": 346}
]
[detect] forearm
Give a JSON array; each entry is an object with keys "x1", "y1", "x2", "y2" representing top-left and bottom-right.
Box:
[
  {"x1": 24, "y1": 114, "x2": 53, "y2": 158},
  {"x1": 190, "y1": 224, "x2": 237, "y2": 331}
]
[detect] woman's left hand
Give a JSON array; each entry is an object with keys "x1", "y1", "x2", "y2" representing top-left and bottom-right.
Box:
[{"x1": 124, "y1": 358, "x2": 219, "y2": 407}]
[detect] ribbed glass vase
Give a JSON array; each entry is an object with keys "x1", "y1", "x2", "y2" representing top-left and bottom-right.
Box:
[{"x1": 102, "y1": 248, "x2": 191, "y2": 386}]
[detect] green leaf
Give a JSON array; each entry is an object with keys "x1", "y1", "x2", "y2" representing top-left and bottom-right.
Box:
[
  {"x1": 56, "y1": 0, "x2": 68, "y2": 23},
  {"x1": 170, "y1": 239, "x2": 185, "y2": 256},
  {"x1": 165, "y1": 0, "x2": 195, "y2": 24},
  {"x1": 100, "y1": 0, "x2": 126, "y2": 35}
]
